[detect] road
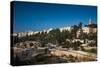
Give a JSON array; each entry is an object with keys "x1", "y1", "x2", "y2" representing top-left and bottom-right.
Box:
[{"x1": 49, "y1": 49, "x2": 96, "y2": 62}]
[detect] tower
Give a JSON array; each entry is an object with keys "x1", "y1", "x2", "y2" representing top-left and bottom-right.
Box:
[
  {"x1": 88, "y1": 19, "x2": 93, "y2": 33},
  {"x1": 89, "y1": 19, "x2": 93, "y2": 25}
]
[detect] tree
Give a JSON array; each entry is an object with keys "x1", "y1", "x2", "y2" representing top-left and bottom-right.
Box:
[
  {"x1": 87, "y1": 32, "x2": 95, "y2": 40},
  {"x1": 71, "y1": 25, "x2": 79, "y2": 39},
  {"x1": 72, "y1": 41, "x2": 82, "y2": 50},
  {"x1": 48, "y1": 28, "x2": 61, "y2": 44},
  {"x1": 78, "y1": 22, "x2": 82, "y2": 29},
  {"x1": 78, "y1": 22, "x2": 83, "y2": 39}
]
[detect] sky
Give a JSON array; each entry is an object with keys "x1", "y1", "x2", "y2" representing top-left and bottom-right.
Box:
[{"x1": 12, "y1": 1, "x2": 97, "y2": 32}]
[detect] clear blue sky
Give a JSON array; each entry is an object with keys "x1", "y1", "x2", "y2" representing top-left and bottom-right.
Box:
[{"x1": 12, "y1": 1, "x2": 97, "y2": 32}]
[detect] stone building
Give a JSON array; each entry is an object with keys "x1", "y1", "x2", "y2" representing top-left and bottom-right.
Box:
[{"x1": 77, "y1": 19, "x2": 97, "y2": 38}]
